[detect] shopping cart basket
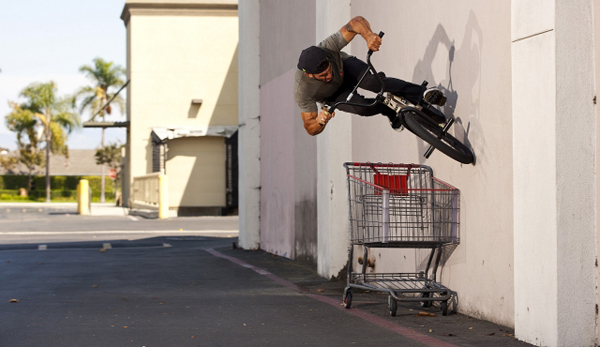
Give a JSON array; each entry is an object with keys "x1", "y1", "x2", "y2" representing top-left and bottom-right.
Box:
[{"x1": 342, "y1": 162, "x2": 460, "y2": 316}]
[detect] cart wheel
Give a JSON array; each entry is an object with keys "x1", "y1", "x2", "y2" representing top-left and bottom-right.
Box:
[
  {"x1": 441, "y1": 300, "x2": 448, "y2": 316},
  {"x1": 344, "y1": 291, "x2": 353, "y2": 309},
  {"x1": 420, "y1": 292, "x2": 432, "y2": 308},
  {"x1": 388, "y1": 296, "x2": 397, "y2": 317}
]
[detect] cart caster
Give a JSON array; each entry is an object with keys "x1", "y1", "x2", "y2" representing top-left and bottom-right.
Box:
[
  {"x1": 388, "y1": 296, "x2": 397, "y2": 317},
  {"x1": 420, "y1": 292, "x2": 432, "y2": 308},
  {"x1": 441, "y1": 300, "x2": 448, "y2": 316},
  {"x1": 343, "y1": 289, "x2": 353, "y2": 309}
]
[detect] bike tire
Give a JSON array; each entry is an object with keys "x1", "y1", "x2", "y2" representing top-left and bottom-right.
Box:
[{"x1": 402, "y1": 108, "x2": 474, "y2": 164}]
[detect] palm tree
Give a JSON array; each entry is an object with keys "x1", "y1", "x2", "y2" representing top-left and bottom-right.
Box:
[
  {"x1": 5, "y1": 102, "x2": 45, "y2": 191},
  {"x1": 16, "y1": 82, "x2": 80, "y2": 202},
  {"x1": 76, "y1": 58, "x2": 125, "y2": 203}
]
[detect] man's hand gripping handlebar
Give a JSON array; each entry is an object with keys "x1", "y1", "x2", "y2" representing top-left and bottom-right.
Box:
[{"x1": 318, "y1": 106, "x2": 334, "y2": 126}]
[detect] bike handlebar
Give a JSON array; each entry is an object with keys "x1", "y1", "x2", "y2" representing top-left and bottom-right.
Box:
[{"x1": 326, "y1": 31, "x2": 385, "y2": 115}]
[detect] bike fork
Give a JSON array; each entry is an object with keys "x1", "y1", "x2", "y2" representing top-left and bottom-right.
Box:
[{"x1": 424, "y1": 118, "x2": 455, "y2": 159}]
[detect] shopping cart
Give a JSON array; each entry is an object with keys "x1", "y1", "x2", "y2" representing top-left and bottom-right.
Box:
[{"x1": 342, "y1": 162, "x2": 460, "y2": 316}]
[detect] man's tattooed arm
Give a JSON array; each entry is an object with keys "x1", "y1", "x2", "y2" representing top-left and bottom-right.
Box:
[{"x1": 339, "y1": 17, "x2": 381, "y2": 51}]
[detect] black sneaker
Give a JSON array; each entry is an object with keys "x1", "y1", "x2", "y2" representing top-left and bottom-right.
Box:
[{"x1": 423, "y1": 87, "x2": 447, "y2": 106}]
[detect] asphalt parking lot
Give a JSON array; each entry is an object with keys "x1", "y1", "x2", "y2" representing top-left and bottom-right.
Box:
[{"x1": 0, "y1": 203, "x2": 529, "y2": 346}]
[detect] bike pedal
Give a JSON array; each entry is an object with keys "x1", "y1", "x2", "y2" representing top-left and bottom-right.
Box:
[
  {"x1": 438, "y1": 95, "x2": 447, "y2": 106},
  {"x1": 394, "y1": 125, "x2": 405, "y2": 132}
]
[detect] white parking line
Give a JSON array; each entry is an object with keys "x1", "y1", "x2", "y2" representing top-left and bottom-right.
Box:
[
  {"x1": 0, "y1": 230, "x2": 238, "y2": 235},
  {"x1": 128, "y1": 216, "x2": 139, "y2": 221},
  {"x1": 38, "y1": 245, "x2": 47, "y2": 250}
]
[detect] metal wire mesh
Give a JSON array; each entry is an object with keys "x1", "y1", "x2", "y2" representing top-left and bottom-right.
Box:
[
  {"x1": 350, "y1": 273, "x2": 446, "y2": 291},
  {"x1": 344, "y1": 163, "x2": 460, "y2": 247}
]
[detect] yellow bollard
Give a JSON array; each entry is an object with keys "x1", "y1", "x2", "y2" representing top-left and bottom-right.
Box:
[
  {"x1": 77, "y1": 179, "x2": 90, "y2": 215},
  {"x1": 158, "y1": 174, "x2": 169, "y2": 219}
]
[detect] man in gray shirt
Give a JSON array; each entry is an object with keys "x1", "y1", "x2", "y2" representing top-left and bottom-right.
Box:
[{"x1": 294, "y1": 16, "x2": 445, "y2": 136}]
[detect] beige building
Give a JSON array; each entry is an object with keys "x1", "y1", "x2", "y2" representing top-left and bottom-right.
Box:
[{"x1": 120, "y1": 0, "x2": 238, "y2": 215}]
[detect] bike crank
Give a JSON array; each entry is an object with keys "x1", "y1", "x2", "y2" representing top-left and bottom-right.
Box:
[{"x1": 424, "y1": 118, "x2": 455, "y2": 159}]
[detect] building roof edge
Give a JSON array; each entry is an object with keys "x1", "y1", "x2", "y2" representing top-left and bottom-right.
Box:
[{"x1": 121, "y1": 1, "x2": 238, "y2": 26}]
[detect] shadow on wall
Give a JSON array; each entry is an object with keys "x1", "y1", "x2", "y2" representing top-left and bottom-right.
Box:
[
  {"x1": 145, "y1": 139, "x2": 154, "y2": 174},
  {"x1": 186, "y1": 45, "x2": 238, "y2": 125},
  {"x1": 411, "y1": 11, "x2": 484, "y2": 166},
  {"x1": 410, "y1": 11, "x2": 484, "y2": 281},
  {"x1": 208, "y1": 45, "x2": 239, "y2": 127},
  {"x1": 188, "y1": 104, "x2": 200, "y2": 119}
]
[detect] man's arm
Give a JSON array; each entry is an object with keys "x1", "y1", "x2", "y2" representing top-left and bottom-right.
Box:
[
  {"x1": 302, "y1": 108, "x2": 335, "y2": 136},
  {"x1": 340, "y1": 16, "x2": 381, "y2": 51}
]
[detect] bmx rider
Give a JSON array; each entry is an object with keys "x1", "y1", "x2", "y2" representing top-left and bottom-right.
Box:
[{"x1": 294, "y1": 16, "x2": 446, "y2": 136}]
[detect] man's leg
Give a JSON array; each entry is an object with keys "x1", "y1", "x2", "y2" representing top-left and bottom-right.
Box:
[
  {"x1": 327, "y1": 86, "x2": 402, "y2": 128},
  {"x1": 330, "y1": 90, "x2": 395, "y2": 118},
  {"x1": 338, "y1": 57, "x2": 447, "y2": 123},
  {"x1": 342, "y1": 57, "x2": 425, "y2": 105}
]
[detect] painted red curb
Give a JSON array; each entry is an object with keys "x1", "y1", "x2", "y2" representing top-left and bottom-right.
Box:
[{"x1": 206, "y1": 248, "x2": 457, "y2": 347}]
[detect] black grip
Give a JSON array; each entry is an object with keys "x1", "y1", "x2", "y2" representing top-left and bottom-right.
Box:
[{"x1": 367, "y1": 31, "x2": 385, "y2": 55}]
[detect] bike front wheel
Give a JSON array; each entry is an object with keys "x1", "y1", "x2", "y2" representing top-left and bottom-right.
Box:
[{"x1": 402, "y1": 108, "x2": 474, "y2": 164}]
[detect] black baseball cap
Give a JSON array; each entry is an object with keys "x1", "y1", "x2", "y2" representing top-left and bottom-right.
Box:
[{"x1": 297, "y1": 46, "x2": 329, "y2": 74}]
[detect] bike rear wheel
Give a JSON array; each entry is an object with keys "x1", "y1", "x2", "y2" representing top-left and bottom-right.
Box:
[{"x1": 402, "y1": 108, "x2": 474, "y2": 164}]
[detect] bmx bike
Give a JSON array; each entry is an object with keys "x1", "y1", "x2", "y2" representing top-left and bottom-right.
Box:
[{"x1": 325, "y1": 32, "x2": 474, "y2": 165}]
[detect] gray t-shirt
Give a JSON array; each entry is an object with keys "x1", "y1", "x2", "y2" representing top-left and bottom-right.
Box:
[{"x1": 294, "y1": 31, "x2": 352, "y2": 113}]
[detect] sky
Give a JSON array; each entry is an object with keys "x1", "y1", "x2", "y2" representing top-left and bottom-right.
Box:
[{"x1": 0, "y1": 0, "x2": 127, "y2": 150}]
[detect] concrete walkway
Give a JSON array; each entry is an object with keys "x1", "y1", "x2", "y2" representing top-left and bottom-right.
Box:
[{"x1": 0, "y1": 202, "x2": 129, "y2": 216}]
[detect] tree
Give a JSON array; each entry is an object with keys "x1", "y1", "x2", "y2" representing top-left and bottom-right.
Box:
[
  {"x1": 95, "y1": 142, "x2": 124, "y2": 205},
  {"x1": 0, "y1": 152, "x2": 21, "y2": 175},
  {"x1": 76, "y1": 58, "x2": 125, "y2": 203},
  {"x1": 4, "y1": 103, "x2": 45, "y2": 190},
  {"x1": 95, "y1": 142, "x2": 123, "y2": 172},
  {"x1": 16, "y1": 82, "x2": 80, "y2": 202}
]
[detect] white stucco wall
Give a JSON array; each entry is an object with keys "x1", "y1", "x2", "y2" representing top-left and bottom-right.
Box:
[
  {"x1": 344, "y1": 1, "x2": 514, "y2": 327},
  {"x1": 513, "y1": 1, "x2": 596, "y2": 345},
  {"x1": 260, "y1": 69, "x2": 297, "y2": 257},
  {"x1": 595, "y1": 0, "x2": 600, "y2": 342},
  {"x1": 238, "y1": 0, "x2": 261, "y2": 249},
  {"x1": 315, "y1": 0, "x2": 352, "y2": 279},
  {"x1": 257, "y1": 1, "x2": 318, "y2": 261},
  {"x1": 512, "y1": 23, "x2": 558, "y2": 347}
]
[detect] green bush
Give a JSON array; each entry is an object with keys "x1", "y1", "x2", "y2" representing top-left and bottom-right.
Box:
[
  {"x1": 0, "y1": 194, "x2": 29, "y2": 201},
  {"x1": 0, "y1": 189, "x2": 19, "y2": 196},
  {"x1": 27, "y1": 190, "x2": 77, "y2": 199},
  {"x1": 65, "y1": 176, "x2": 80, "y2": 190},
  {"x1": 31, "y1": 176, "x2": 96, "y2": 190},
  {"x1": 25, "y1": 175, "x2": 115, "y2": 192},
  {"x1": 0, "y1": 175, "x2": 117, "y2": 201},
  {"x1": 0, "y1": 175, "x2": 29, "y2": 190}
]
